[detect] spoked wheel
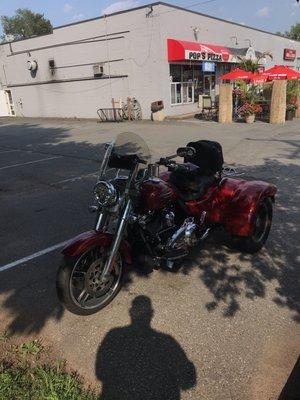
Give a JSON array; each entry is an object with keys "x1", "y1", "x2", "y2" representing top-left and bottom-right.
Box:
[
  {"x1": 56, "y1": 246, "x2": 123, "y2": 315},
  {"x1": 231, "y1": 198, "x2": 273, "y2": 253}
]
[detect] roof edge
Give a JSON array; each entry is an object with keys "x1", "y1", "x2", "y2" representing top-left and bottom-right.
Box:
[
  {"x1": 1, "y1": 1, "x2": 299, "y2": 46},
  {"x1": 158, "y1": 2, "x2": 300, "y2": 43}
]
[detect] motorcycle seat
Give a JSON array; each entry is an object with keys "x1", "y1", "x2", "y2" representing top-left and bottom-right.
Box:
[{"x1": 169, "y1": 165, "x2": 217, "y2": 201}]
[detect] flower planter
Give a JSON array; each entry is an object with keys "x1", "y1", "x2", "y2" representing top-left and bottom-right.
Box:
[
  {"x1": 245, "y1": 114, "x2": 255, "y2": 124},
  {"x1": 285, "y1": 110, "x2": 294, "y2": 121}
]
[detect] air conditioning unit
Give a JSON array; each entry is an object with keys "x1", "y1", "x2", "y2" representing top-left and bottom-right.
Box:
[{"x1": 93, "y1": 63, "x2": 104, "y2": 78}]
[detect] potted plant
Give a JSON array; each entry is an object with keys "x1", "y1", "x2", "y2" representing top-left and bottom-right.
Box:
[
  {"x1": 239, "y1": 102, "x2": 262, "y2": 123},
  {"x1": 286, "y1": 103, "x2": 297, "y2": 121}
]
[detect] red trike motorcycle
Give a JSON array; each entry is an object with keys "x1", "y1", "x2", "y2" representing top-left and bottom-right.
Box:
[{"x1": 56, "y1": 132, "x2": 277, "y2": 315}]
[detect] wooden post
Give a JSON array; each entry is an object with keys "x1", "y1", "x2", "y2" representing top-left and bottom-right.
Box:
[
  {"x1": 296, "y1": 81, "x2": 300, "y2": 118},
  {"x1": 111, "y1": 98, "x2": 117, "y2": 121},
  {"x1": 127, "y1": 97, "x2": 132, "y2": 121},
  {"x1": 218, "y1": 83, "x2": 233, "y2": 123},
  {"x1": 270, "y1": 80, "x2": 287, "y2": 124}
]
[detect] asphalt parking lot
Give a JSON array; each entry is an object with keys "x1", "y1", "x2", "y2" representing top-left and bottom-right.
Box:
[{"x1": 0, "y1": 116, "x2": 299, "y2": 400}]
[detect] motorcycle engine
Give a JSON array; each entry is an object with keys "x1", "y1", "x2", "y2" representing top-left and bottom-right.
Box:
[{"x1": 139, "y1": 208, "x2": 198, "y2": 257}]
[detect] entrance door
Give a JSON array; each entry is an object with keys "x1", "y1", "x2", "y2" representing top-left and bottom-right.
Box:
[
  {"x1": 203, "y1": 75, "x2": 216, "y2": 97},
  {"x1": 5, "y1": 90, "x2": 15, "y2": 116}
]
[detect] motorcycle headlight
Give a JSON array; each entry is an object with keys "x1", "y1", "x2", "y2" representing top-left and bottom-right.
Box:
[{"x1": 94, "y1": 181, "x2": 118, "y2": 206}]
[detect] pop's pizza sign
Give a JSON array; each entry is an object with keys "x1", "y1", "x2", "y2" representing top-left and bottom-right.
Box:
[{"x1": 185, "y1": 50, "x2": 231, "y2": 62}]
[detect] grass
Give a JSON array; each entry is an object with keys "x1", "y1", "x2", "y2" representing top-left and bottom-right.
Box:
[
  {"x1": 0, "y1": 333, "x2": 98, "y2": 400},
  {"x1": 0, "y1": 330, "x2": 10, "y2": 342},
  {"x1": 16, "y1": 339, "x2": 44, "y2": 356}
]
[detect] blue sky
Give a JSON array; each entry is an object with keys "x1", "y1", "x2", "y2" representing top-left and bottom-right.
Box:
[{"x1": 0, "y1": 0, "x2": 299, "y2": 35}]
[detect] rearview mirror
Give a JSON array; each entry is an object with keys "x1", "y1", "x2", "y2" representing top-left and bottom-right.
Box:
[{"x1": 176, "y1": 146, "x2": 196, "y2": 158}]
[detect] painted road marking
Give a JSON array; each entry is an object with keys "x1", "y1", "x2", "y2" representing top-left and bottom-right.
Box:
[
  {"x1": 0, "y1": 156, "x2": 62, "y2": 171},
  {"x1": 0, "y1": 149, "x2": 21, "y2": 154},
  {"x1": 0, "y1": 240, "x2": 70, "y2": 273}
]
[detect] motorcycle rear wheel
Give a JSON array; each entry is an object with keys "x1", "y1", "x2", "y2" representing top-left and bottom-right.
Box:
[
  {"x1": 56, "y1": 246, "x2": 123, "y2": 315},
  {"x1": 231, "y1": 197, "x2": 273, "y2": 254}
]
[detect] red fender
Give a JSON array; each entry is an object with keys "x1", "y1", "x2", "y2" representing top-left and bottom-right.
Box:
[
  {"x1": 62, "y1": 230, "x2": 132, "y2": 264},
  {"x1": 224, "y1": 179, "x2": 277, "y2": 236},
  {"x1": 184, "y1": 177, "x2": 277, "y2": 237}
]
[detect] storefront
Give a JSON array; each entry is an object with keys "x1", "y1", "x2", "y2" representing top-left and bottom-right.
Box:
[{"x1": 167, "y1": 39, "x2": 237, "y2": 106}]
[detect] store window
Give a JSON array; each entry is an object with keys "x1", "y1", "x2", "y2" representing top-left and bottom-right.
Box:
[
  {"x1": 170, "y1": 63, "x2": 218, "y2": 105},
  {"x1": 170, "y1": 64, "x2": 194, "y2": 105},
  {"x1": 296, "y1": 58, "x2": 300, "y2": 71}
]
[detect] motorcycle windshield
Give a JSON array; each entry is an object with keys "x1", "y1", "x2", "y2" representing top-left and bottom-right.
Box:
[
  {"x1": 98, "y1": 132, "x2": 151, "y2": 180},
  {"x1": 109, "y1": 132, "x2": 151, "y2": 170}
]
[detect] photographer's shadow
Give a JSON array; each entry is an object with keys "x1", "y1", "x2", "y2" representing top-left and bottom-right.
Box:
[{"x1": 95, "y1": 296, "x2": 196, "y2": 400}]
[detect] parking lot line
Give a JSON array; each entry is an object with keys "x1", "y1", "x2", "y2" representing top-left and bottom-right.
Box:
[
  {"x1": 0, "y1": 240, "x2": 70, "y2": 273},
  {"x1": 0, "y1": 156, "x2": 62, "y2": 171},
  {"x1": 0, "y1": 149, "x2": 21, "y2": 154}
]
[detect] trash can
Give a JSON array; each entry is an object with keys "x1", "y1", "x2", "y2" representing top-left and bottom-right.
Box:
[{"x1": 151, "y1": 100, "x2": 165, "y2": 121}]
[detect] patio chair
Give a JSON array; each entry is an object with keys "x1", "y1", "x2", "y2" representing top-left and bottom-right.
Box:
[{"x1": 202, "y1": 96, "x2": 217, "y2": 120}]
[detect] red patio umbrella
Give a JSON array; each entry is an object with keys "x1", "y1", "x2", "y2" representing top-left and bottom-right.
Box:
[
  {"x1": 251, "y1": 73, "x2": 268, "y2": 84},
  {"x1": 263, "y1": 65, "x2": 300, "y2": 81},
  {"x1": 219, "y1": 68, "x2": 254, "y2": 81}
]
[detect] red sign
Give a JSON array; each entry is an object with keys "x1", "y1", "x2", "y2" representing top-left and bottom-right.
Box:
[{"x1": 284, "y1": 48, "x2": 296, "y2": 61}]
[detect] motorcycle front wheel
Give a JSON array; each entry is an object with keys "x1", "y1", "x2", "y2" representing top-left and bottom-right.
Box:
[{"x1": 56, "y1": 246, "x2": 123, "y2": 315}]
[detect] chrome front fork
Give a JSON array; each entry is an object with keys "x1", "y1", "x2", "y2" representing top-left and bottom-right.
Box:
[{"x1": 100, "y1": 200, "x2": 132, "y2": 280}]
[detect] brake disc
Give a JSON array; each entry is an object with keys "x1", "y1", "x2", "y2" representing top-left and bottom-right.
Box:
[{"x1": 85, "y1": 259, "x2": 113, "y2": 296}]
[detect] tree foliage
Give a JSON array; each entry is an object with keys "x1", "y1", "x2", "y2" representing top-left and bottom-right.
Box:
[
  {"x1": 277, "y1": 22, "x2": 300, "y2": 41},
  {"x1": 1, "y1": 8, "x2": 52, "y2": 40},
  {"x1": 237, "y1": 53, "x2": 273, "y2": 73}
]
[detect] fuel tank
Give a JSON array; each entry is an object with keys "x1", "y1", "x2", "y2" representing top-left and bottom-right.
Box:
[{"x1": 139, "y1": 178, "x2": 177, "y2": 211}]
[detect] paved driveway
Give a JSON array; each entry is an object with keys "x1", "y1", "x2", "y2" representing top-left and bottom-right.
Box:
[{"x1": 0, "y1": 117, "x2": 299, "y2": 400}]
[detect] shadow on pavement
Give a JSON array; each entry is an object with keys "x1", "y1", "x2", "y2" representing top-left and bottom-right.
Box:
[
  {"x1": 278, "y1": 356, "x2": 300, "y2": 400},
  {"x1": 0, "y1": 122, "x2": 105, "y2": 335},
  {"x1": 180, "y1": 158, "x2": 299, "y2": 320},
  {"x1": 0, "y1": 262, "x2": 64, "y2": 334},
  {"x1": 95, "y1": 295, "x2": 196, "y2": 400}
]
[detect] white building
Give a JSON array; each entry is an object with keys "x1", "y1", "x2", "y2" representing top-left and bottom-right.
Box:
[{"x1": 0, "y1": 2, "x2": 299, "y2": 119}]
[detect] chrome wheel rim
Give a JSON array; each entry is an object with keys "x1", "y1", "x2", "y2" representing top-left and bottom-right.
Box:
[{"x1": 69, "y1": 247, "x2": 122, "y2": 310}]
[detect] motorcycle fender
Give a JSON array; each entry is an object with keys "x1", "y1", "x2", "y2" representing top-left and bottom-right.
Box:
[
  {"x1": 62, "y1": 230, "x2": 132, "y2": 264},
  {"x1": 225, "y1": 180, "x2": 277, "y2": 237}
]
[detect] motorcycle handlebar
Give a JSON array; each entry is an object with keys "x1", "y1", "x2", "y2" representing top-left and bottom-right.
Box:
[{"x1": 157, "y1": 158, "x2": 189, "y2": 172}]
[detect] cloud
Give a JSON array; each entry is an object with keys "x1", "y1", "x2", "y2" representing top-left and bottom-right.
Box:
[
  {"x1": 257, "y1": 6, "x2": 270, "y2": 17},
  {"x1": 63, "y1": 3, "x2": 73, "y2": 13},
  {"x1": 72, "y1": 13, "x2": 85, "y2": 21},
  {"x1": 102, "y1": 0, "x2": 139, "y2": 15}
]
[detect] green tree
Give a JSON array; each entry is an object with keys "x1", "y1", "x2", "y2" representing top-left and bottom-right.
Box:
[
  {"x1": 1, "y1": 8, "x2": 52, "y2": 40},
  {"x1": 237, "y1": 53, "x2": 273, "y2": 73},
  {"x1": 277, "y1": 22, "x2": 300, "y2": 41}
]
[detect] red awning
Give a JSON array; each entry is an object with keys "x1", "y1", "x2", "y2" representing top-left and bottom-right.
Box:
[{"x1": 167, "y1": 38, "x2": 234, "y2": 63}]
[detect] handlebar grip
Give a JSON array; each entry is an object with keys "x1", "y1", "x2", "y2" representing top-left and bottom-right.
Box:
[{"x1": 158, "y1": 157, "x2": 168, "y2": 166}]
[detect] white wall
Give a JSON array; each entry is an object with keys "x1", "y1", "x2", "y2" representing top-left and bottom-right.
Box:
[
  {"x1": 0, "y1": 90, "x2": 9, "y2": 116},
  {"x1": 0, "y1": 6, "x2": 166, "y2": 119}
]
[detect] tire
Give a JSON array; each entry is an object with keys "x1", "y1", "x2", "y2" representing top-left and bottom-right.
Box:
[
  {"x1": 56, "y1": 246, "x2": 123, "y2": 315},
  {"x1": 231, "y1": 197, "x2": 273, "y2": 254}
]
